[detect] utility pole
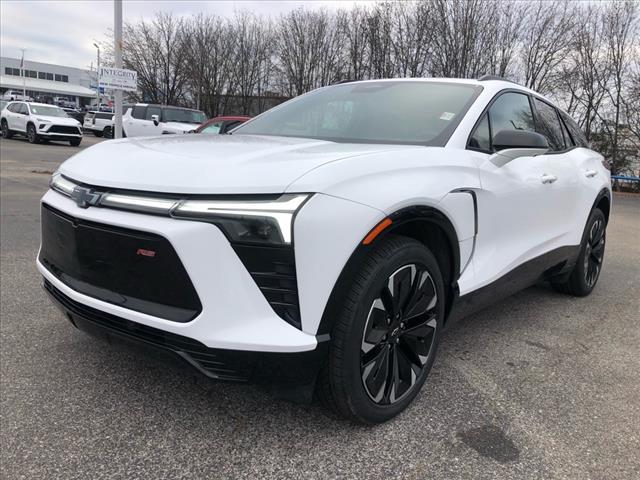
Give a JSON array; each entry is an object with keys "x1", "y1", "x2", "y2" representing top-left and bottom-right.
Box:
[
  {"x1": 20, "y1": 48, "x2": 26, "y2": 99},
  {"x1": 114, "y1": 0, "x2": 123, "y2": 138},
  {"x1": 93, "y1": 43, "x2": 100, "y2": 110}
]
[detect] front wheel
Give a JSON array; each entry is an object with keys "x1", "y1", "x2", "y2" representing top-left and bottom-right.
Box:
[
  {"x1": 93, "y1": 130, "x2": 103, "y2": 138},
  {"x1": 69, "y1": 138, "x2": 81, "y2": 147},
  {"x1": 26, "y1": 124, "x2": 40, "y2": 144},
  {"x1": 552, "y1": 208, "x2": 606, "y2": 296},
  {"x1": 317, "y1": 235, "x2": 445, "y2": 424},
  {"x1": 1, "y1": 119, "x2": 13, "y2": 139}
]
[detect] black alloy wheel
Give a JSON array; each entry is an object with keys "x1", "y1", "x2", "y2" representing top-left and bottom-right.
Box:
[
  {"x1": 317, "y1": 235, "x2": 444, "y2": 423},
  {"x1": 584, "y1": 216, "x2": 605, "y2": 288},
  {"x1": 360, "y1": 264, "x2": 438, "y2": 405},
  {"x1": 27, "y1": 124, "x2": 39, "y2": 144},
  {"x1": 1, "y1": 120, "x2": 11, "y2": 138}
]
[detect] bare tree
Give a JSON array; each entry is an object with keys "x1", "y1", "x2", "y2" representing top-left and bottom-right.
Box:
[{"x1": 520, "y1": 0, "x2": 576, "y2": 94}]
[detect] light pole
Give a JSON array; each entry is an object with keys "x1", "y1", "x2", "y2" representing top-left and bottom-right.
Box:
[
  {"x1": 93, "y1": 42, "x2": 100, "y2": 109},
  {"x1": 114, "y1": 0, "x2": 123, "y2": 138},
  {"x1": 20, "y1": 48, "x2": 26, "y2": 99}
]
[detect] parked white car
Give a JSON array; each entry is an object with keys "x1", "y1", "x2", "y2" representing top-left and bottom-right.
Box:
[
  {"x1": 39, "y1": 78, "x2": 610, "y2": 423},
  {"x1": 119, "y1": 104, "x2": 207, "y2": 137},
  {"x1": 1, "y1": 101, "x2": 82, "y2": 145},
  {"x1": 83, "y1": 111, "x2": 114, "y2": 137},
  {"x1": 2, "y1": 90, "x2": 33, "y2": 101}
]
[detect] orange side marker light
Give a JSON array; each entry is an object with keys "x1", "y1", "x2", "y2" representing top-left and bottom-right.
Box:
[{"x1": 362, "y1": 218, "x2": 392, "y2": 245}]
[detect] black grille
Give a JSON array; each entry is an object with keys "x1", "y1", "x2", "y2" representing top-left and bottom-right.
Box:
[
  {"x1": 39, "y1": 203, "x2": 202, "y2": 322},
  {"x1": 232, "y1": 244, "x2": 301, "y2": 329},
  {"x1": 44, "y1": 280, "x2": 252, "y2": 381},
  {"x1": 49, "y1": 125, "x2": 81, "y2": 135}
]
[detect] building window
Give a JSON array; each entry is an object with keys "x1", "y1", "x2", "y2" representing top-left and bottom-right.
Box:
[
  {"x1": 46, "y1": 73, "x2": 53, "y2": 81},
  {"x1": 38, "y1": 72, "x2": 46, "y2": 79},
  {"x1": 54, "y1": 74, "x2": 62, "y2": 82},
  {"x1": 61, "y1": 75, "x2": 68, "y2": 83},
  {"x1": 27, "y1": 70, "x2": 37, "y2": 78},
  {"x1": 4, "y1": 67, "x2": 11, "y2": 75}
]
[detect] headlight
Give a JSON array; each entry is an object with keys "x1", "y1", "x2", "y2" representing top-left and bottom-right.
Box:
[
  {"x1": 173, "y1": 194, "x2": 309, "y2": 245},
  {"x1": 36, "y1": 117, "x2": 51, "y2": 122},
  {"x1": 50, "y1": 172, "x2": 76, "y2": 196}
]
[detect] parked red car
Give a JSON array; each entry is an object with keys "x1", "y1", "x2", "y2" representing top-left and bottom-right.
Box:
[{"x1": 195, "y1": 116, "x2": 251, "y2": 134}]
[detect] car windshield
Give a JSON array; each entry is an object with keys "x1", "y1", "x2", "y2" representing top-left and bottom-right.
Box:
[
  {"x1": 30, "y1": 105, "x2": 68, "y2": 117},
  {"x1": 163, "y1": 108, "x2": 207, "y2": 124},
  {"x1": 234, "y1": 81, "x2": 482, "y2": 145}
]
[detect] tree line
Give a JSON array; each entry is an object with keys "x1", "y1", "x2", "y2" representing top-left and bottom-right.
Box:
[{"x1": 104, "y1": 0, "x2": 639, "y2": 174}]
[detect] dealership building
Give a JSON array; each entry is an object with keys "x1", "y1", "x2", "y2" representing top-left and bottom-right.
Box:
[{"x1": 0, "y1": 56, "x2": 98, "y2": 107}]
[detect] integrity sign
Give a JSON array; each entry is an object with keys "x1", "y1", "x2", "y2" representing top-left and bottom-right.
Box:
[{"x1": 99, "y1": 67, "x2": 137, "y2": 92}]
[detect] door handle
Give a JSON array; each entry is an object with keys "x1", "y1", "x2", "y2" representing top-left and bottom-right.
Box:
[
  {"x1": 541, "y1": 174, "x2": 557, "y2": 184},
  {"x1": 585, "y1": 169, "x2": 598, "y2": 178}
]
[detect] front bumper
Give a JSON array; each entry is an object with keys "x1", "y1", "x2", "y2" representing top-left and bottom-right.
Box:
[
  {"x1": 39, "y1": 189, "x2": 318, "y2": 354},
  {"x1": 44, "y1": 279, "x2": 327, "y2": 387}
]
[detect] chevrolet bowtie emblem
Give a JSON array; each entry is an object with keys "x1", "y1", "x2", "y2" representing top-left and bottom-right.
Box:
[{"x1": 70, "y1": 186, "x2": 101, "y2": 208}]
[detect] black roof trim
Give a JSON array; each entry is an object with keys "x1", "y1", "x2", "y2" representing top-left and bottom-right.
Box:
[{"x1": 477, "y1": 75, "x2": 519, "y2": 85}]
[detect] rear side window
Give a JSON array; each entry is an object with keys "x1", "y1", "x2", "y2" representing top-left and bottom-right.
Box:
[
  {"x1": 202, "y1": 122, "x2": 222, "y2": 134},
  {"x1": 95, "y1": 113, "x2": 112, "y2": 120},
  {"x1": 533, "y1": 98, "x2": 565, "y2": 151},
  {"x1": 7, "y1": 103, "x2": 19, "y2": 113},
  {"x1": 560, "y1": 112, "x2": 589, "y2": 148},
  {"x1": 131, "y1": 105, "x2": 146, "y2": 119}
]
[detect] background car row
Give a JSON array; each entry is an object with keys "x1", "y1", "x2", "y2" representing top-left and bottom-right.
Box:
[{"x1": 1, "y1": 100, "x2": 252, "y2": 144}]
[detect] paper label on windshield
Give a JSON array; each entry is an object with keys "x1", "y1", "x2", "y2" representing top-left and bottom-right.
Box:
[{"x1": 440, "y1": 112, "x2": 456, "y2": 121}]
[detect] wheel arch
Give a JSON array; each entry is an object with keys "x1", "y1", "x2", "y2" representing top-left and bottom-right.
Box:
[
  {"x1": 316, "y1": 205, "x2": 460, "y2": 337},
  {"x1": 593, "y1": 188, "x2": 611, "y2": 223}
]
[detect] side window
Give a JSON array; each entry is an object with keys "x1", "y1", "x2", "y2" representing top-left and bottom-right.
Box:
[
  {"x1": 131, "y1": 105, "x2": 146, "y2": 119},
  {"x1": 202, "y1": 122, "x2": 222, "y2": 134},
  {"x1": 533, "y1": 98, "x2": 565, "y2": 151},
  {"x1": 560, "y1": 112, "x2": 588, "y2": 148},
  {"x1": 468, "y1": 114, "x2": 491, "y2": 151},
  {"x1": 145, "y1": 106, "x2": 161, "y2": 121},
  {"x1": 19, "y1": 103, "x2": 29, "y2": 115},
  {"x1": 559, "y1": 115, "x2": 574, "y2": 147},
  {"x1": 488, "y1": 93, "x2": 536, "y2": 142},
  {"x1": 7, "y1": 103, "x2": 18, "y2": 113}
]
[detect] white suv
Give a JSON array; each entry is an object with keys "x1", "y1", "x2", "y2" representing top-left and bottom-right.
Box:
[
  {"x1": 120, "y1": 104, "x2": 207, "y2": 137},
  {"x1": 39, "y1": 78, "x2": 610, "y2": 423},
  {"x1": 83, "y1": 111, "x2": 114, "y2": 137},
  {"x1": 1, "y1": 101, "x2": 82, "y2": 146}
]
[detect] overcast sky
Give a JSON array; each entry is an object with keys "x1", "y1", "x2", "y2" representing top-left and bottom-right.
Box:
[{"x1": 0, "y1": 1, "x2": 369, "y2": 70}]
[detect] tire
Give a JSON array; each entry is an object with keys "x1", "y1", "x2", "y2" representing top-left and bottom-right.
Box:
[
  {"x1": 26, "y1": 123, "x2": 40, "y2": 144},
  {"x1": 552, "y1": 208, "x2": 606, "y2": 296},
  {"x1": 103, "y1": 126, "x2": 112, "y2": 139},
  {"x1": 69, "y1": 138, "x2": 82, "y2": 147},
  {"x1": 1, "y1": 119, "x2": 13, "y2": 139},
  {"x1": 317, "y1": 235, "x2": 445, "y2": 424},
  {"x1": 93, "y1": 130, "x2": 103, "y2": 137}
]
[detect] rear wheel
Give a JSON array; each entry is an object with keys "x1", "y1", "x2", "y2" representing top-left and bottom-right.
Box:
[
  {"x1": 103, "y1": 126, "x2": 112, "y2": 138},
  {"x1": 552, "y1": 208, "x2": 606, "y2": 296},
  {"x1": 317, "y1": 235, "x2": 444, "y2": 424},
  {"x1": 1, "y1": 119, "x2": 13, "y2": 139},
  {"x1": 26, "y1": 123, "x2": 40, "y2": 144}
]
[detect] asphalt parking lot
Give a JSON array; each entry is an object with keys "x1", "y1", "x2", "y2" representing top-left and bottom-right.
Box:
[{"x1": 1, "y1": 136, "x2": 639, "y2": 480}]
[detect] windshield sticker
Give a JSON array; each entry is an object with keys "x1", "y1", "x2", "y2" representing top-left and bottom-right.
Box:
[{"x1": 440, "y1": 112, "x2": 456, "y2": 121}]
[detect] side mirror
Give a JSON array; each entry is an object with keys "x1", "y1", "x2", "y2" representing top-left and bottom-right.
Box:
[
  {"x1": 493, "y1": 130, "x2": 548, "y2": 151},
  {"x1": 151, "y1": 114, "x2": 159, "y2": 126},
  {"x1": 489, "y1": 130, "x2": 549, "y2": 167}
]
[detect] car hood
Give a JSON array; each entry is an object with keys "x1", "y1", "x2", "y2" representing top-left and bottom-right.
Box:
[
  {"x1": 39, "y1": 115, "x2": 80, "y2": 126},
  {"x1": 58, "y1": 134, "x2": 417, "y2": 194}
]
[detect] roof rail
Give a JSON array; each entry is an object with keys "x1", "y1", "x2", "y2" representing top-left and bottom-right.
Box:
[
  {"x1": 477, "y1": 75, "x2": 519, "y2": 84},
  {"x1": 334, "y1": 79, "x2": 357, "y2": 85}
]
